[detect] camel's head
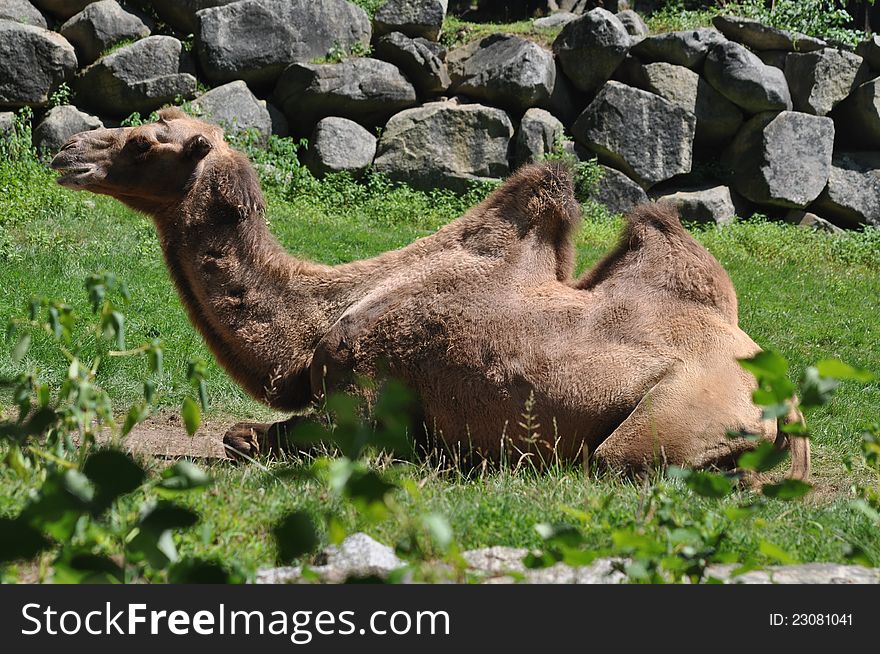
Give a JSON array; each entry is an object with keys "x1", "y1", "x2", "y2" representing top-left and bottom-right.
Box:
[{"x1": 50, "y1": 107, "x2": 227, "y2": 214}]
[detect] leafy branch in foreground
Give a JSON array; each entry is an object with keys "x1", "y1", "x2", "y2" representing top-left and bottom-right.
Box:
[{"x1": 1, "y1": 274, "x2": 231, "y2": 583}]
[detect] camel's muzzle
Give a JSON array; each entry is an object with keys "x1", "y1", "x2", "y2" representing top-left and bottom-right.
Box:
[{"x1": 50, "y1": 129, "x2": 118, "y2": 188}]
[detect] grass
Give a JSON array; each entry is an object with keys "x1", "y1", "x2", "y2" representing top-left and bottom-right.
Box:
[{"x1": 1, "y1": 121, "x2": 879, "y2": 578}]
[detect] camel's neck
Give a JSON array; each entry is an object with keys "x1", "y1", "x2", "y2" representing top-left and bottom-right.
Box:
[{"x1": 152, "y1": 159, "x2": 395, "y2": 411}]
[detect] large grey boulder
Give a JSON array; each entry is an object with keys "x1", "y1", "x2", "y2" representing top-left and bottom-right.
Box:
[
  {"x1": 150, "y1": 1, "x2": 236, "y2": 35},
  {"x1": 30, "y1": 0, "x2": 90, "y2": 20},
  {"x1": 274, "y1": 58, "x2": 417, "y2": 134},
  {"x1": 721, "y1": 111, "x2": 834, "y2": 208},
  {"x1": 190, "y1": 80, "x2": 271, "y2": 145},
  {"x1": 195, "y1": 0, "x2": 371, "y2": 88},
  {"x1": 448, "y1": 34, "x2": 556, "y2": 112},
  {"x1": 306, "y1": 117, "x2": 377, "y2": 178},
  {"x1": 572, "y1": 81, "x2": 696, "y2": 188},
  {"x1": 631, "y1": 28, "x2": 725, "y2": 69},
  {"x1": 628, "y1": 61, "x2": 742, "y2": 146},
  {"x1": 374, "y1": 32, "x2": 450, "y2": 97},
  {"x1": 373, "y1": 0, "x2": 447, "y2": 42},
  {"x1": 590, "y1": 164, "x2": 649, "y2": 214},
  {"x1": 59, "y1": 0, "x2": 150, "y2": 66},
  {"x1": 553, "y1": 8, "x2": 630, "y2": 95},
  {"x1": 0, "y1": 21, "x2": 77, "y2": 109},
  {"x1": 653, "y1": 184, "x2": 738, "y2": 225},
  {"x1": 784, "y1": 49, "x2": 867, "y2": 116},
  {"x1": 514, "y1": 107, "x2": 563, "y2": 166},
  {"x1": 373, "y1": 99, "x2": 513, "y2": 193},
  {"x1": 73, "y1": 35, "x2": 197, "y2": 118},
  {"x1": 703, "y1": 41, "x2": 792, "y2": 114},
  {"x1": 0, "y1": 0, "x2": 47, "y2": 27},
  {"x1": 812, "y1": 153, "x2": 880, "y2": 227},
  {"x1": 32, "y1": 104, "x2": 102, "y2": 153},
  {"x1": 712, "y1": 15, "x2": 825, "y2": 52},
  {"x1": 616, "y1": 9, "x2": 648, "y2": 41},
  {"x1": 833, "y1": 77, "x2": 880, "y2": 148}
]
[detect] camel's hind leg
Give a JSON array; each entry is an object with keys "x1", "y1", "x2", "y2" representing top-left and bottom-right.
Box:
[{"x1": 592, "y1": 364, "x2": 772, "y2": 474}]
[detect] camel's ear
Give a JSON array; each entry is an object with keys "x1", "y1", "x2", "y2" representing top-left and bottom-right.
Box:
[
  {"x1": 185, "y1": 134, "x2": 213, "y2": 160},
  {"x1": 213, "y1": 152, "x2": 266, "y2": 221}
]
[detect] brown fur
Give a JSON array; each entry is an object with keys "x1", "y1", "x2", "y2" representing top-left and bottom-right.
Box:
[{"x1": 50, "y1": 112, "x2": 808, "y2": 478}]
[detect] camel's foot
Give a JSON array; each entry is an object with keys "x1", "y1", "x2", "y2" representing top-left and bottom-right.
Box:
[
  {"x1": 222, "y1": 417, "x2": 305, "y2": 461},
  {"x1": 222, "y1": 422, "x2": 269, "y2": 461}
]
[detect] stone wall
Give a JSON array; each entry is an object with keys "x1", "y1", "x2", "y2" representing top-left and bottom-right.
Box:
[{"x1": 2, "y1": 0, "x2": 880, "y2": 229}]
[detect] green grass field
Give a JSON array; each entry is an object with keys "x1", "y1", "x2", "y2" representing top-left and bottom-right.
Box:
[{"x1": 1, "y1": 122, "x2": 879, "y2": 580}]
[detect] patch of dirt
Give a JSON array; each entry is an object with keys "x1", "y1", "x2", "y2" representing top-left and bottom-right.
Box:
[{"x1": 106, "y1": 412, "x2": 235, "y2": 460}]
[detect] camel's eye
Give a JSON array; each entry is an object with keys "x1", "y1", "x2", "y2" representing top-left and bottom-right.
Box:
[{"x1": 130, "y1": 136, "x2": 152, "y2": 154}]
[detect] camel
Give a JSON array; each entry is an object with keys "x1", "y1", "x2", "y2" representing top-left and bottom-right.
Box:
[{"x1": 50, "y1": 109, "x2": 809, "y2": 478}]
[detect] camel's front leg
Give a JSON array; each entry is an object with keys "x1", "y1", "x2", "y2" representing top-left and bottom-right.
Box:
[{"x1": 222, "y1": 415, "x2": 307, "y2": 460}]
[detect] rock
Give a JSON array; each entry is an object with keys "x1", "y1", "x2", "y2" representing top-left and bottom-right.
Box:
[
  {"x1": 373, "y1": 0, "x2": 447, "y2": 42},
  {"x1": 812, "y1": 153, "x2": 880, "y2": 227},
  {"x1": 590, "y1": 164, "x2": 649, "y2": 214},
  {"x1": 448, "y1": 34, "x2": 556, "y2": 112},
  {"x1": 255, "y1": 536, "x2": 880, "y2": 584},
  {"x1": 255, "y1": 533, "x2": 404, "y2": 584},
  {"x1": 514, "y1": 107, "x2": 564, "y2": 166},
  {"x1": 150, "y1": 1, "x2": 236, "y2": 35},
  {"x1": 266, "y1": 102, "x2": 288, "y2": 137},
  {"x1": 629, "y1": 61, "x2": 742, "y2": 146},
  {"x1": 0, "y1": 0, "x2": 47, "y2": 28},
  {"x1": 832, "y1": 77, "x2": 880, "y2": 148},
  {"x1": 784, "y1": 49, "x2": 867, "y2": 116},
  {"x1": 785, "y1": 209, "x2": 844, "y2": 234},
  {"x1": 712, "y1": 15, "x2": 825, "y2": 52},
  {"x1": 195, "y1": 0, "x2": 371, "y2": 88},
  {"x1": 721, "y1": 111, "x2": 834, "y2": 208},
  {"x1": 534, "y1": 12, "x2": 577, "y2": 29},
  {"x1": 856, "y1": 35, "x2": 880, "y2": 70},
  {"x1": 553, "y1": 8, "x2": 631, "y2": 95},
  {"x1": 616, "y1": 9, "x2": 648, "y2": 41},
  {"x1": 653, "y1": 184, "x2": 738, "y2": 224},
  {"x1": 374, "y1": 31, "x2": 450, "y2": 97},
  {"x1": 373, "y1": 99, "x2": 513, "y2": 193},
  {"x1": 462, "y1": 547, "x2": 626, "y2": 584},
  {"x1": 73, "y1": 35, "x2": 197, "y2": 118},
  {"x1": 572, "y1": 80, "x2": 696, "y2": 188},
  {"x1": 32, "y1": 103, "x2": 102, "y2": 153},
  {"x1": 190, "y1": 80, "x2": 271, "y2": 145},
  {"x1": 306, "y1": 116, "x2": 377, "y2": 178},
  {"x1": 0, "y1": 111, "x2": 17, "y2": 136},
  {"x1": 703, "y1": 41, "x2": 792, "y2": 114},
  {"x1": 631, "y1": 28, "x2": 725, "y2": 69},
  {"x1": 30, "y1": 0, "x2": 91, "y2": 20},
  {"x1": 59, "y1": 0, "x2": 151, "y2": 66},
  {"x1": 706, "y1": 563, "x2": 880, "y2": 584},
  {"x1": 0, "y1": 21, "x2": 77, "y2": 109},
  {"x1": 273, "y1": 58, "x2": 417, "y2": 135}
]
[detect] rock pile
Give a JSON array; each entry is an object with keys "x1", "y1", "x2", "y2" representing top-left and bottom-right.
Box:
[{"x1": 2, "y1": 1, "x2": 880, "y2": 228}]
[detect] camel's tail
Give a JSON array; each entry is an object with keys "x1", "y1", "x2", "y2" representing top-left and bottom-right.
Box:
[{"x1": 778, "y1": 405, "x2": 811, "y2": 481}]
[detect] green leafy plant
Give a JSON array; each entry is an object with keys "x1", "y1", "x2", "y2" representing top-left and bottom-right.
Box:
[{"x1": 0, "y1": 275, "x2": 230, "y2": 582}]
